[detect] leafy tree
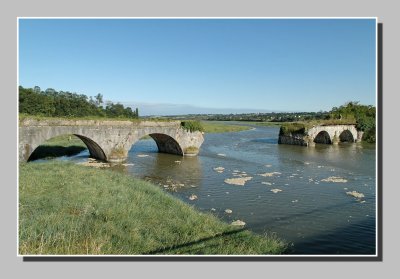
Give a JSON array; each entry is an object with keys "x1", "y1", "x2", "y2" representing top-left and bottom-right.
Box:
[
  {"x1": 18, "y1": 86, "x2": 138, "y2": 119},
  {"x1": 95, "y1": 93, "x2": 103, "y2": 107}
]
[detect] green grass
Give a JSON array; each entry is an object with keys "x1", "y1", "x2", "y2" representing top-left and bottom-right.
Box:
[
  {"x1": 19, "y1": 161, "x2": 288, "y2": 255},
  {"x1": 201, "y1": 121, "x2": 251, "y2": 133}
]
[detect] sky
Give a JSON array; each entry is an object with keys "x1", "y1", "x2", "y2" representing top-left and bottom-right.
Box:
[{"x1": 19, "y1": 18, "x2": 377, "y2": 115}]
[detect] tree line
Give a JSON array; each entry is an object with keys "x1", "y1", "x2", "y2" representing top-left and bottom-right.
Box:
[{"x1": 19, "y1": 86, "x2": 139, "y2": 119}]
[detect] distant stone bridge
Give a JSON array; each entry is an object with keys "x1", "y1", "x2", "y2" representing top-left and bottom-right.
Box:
[
  {"x1": 278, "y1": 124, "x2": 363, "y2": 146},
  {"x1": 19, "y1": 119, "x2": 204, "y2": 162}
]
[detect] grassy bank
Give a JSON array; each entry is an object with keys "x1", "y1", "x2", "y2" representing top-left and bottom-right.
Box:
[
  {"x1": 19, "y1": 161, "x2": 288, "y2": 255},
  {"x1": 201, "y1": 121, "x2": 251, "y2": 133}
]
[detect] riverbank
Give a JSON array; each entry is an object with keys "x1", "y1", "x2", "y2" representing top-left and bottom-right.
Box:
[
  {"x1": 201, "y1": 121, "x2": 251, "y2": 133},
  {"x1": 19, "y1": 161, "x2": 288, "y2": 255}
]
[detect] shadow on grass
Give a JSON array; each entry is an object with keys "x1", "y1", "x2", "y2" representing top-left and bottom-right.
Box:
[
  {"x1": 28, "y1": 145, "x2": 87, "y2": 161},
  {"x1": 144, "y1": 228, "x2": 247, "y2": 255}
]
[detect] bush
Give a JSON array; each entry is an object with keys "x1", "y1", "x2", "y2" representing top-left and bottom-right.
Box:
[
  {"x1": 181, "y1": 120, "x2": 204, "y2": 132},
  {"x1": 279, "y1": 123, "x2": 306, "y2": 136}
]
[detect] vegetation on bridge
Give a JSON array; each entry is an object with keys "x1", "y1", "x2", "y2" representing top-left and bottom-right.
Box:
[
  {"x1": 19, "y1": 161, "x2": 288, "y2": 255},
  {"x1": 19, "y1": 86, "x2": 139, "y2": 119},
  {"x1": 181, "y1": 120, "x2": 205, "y2": 132}
]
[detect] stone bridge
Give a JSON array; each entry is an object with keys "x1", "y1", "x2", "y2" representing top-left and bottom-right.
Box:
[
  {"x1": 307, "y1": 125, "x2": 361, "y2": 145},
  {"x1": 19, "y1": 119, "x2": 204, "y2": 162},
  {"x1": 279, "y1": 124, "x2": 363, "y2": 146}
]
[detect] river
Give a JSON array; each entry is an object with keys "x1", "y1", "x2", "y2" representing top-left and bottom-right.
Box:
[{"x1": 48, "y1": 122, "x2": 377, "y2": 255}]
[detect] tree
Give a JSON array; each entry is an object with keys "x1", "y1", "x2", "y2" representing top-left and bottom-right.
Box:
[
  {"x1": 19, "y1": 86, "x2": 139, "y2": 119},
  {"x1": 33, "y1": 86, "x2": 41, "y2": 93},
  {"x1": 95, "y1": 93, "x2": 103, "y2": 107}
]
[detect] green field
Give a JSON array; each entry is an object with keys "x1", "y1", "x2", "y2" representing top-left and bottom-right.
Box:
[
  {"x1": 19, "y1": 161, "x2": 288, "y2": 255},
  {"x1": 201, "y1": 121, "x2": 251, "y2": 133}
]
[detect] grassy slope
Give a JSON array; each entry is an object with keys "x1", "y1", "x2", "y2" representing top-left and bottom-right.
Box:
[{"x1": 19, "y1": 162, "x2": 287, "y2": 255}]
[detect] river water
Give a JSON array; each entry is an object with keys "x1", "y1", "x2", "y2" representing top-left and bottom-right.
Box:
[{"x1": 49, "y1": 122, "x2": 377, "y2": 255}]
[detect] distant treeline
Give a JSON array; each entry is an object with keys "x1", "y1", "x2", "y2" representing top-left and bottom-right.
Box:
[
  {"x1": 201, "y1": 111, "x2": 330, "y2": 122},
  {"x1": 19, "y1": 86, "x2": 139, "y2": 119}
]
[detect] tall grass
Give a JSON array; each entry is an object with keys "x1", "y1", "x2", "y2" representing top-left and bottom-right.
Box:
[{"x1": 19, "y1": 161, "x2": 288, "y2": 255}]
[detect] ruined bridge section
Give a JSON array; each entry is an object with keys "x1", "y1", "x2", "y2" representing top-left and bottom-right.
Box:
[
  {"x1": 279, "y1": 124, "x2": 363, "y2": 147},
  {"x1": 19, "y1": 119, "x2": 204, "y2": 162},
  {"x1": 307, "y1": 125, "x2": 360, "y2": 145}
]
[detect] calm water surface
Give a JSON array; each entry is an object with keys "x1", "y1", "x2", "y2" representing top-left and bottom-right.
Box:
[{"x1": 56, "y1": 122, "x2": 377, "y2": 255}]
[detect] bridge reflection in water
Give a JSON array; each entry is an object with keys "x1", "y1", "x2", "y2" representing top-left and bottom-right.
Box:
[{"x1": 110, "y1": 138, "x2": 203, "y2": 191}]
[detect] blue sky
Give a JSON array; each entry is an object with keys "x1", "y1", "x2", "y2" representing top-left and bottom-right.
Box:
[{"x1": 19, "y1": 18, "x2": 376, "y2": 115}]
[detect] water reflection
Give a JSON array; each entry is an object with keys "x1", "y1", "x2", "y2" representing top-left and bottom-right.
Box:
[{"x1": 124, "y1": 139, "x2": 203, "y2": 190}]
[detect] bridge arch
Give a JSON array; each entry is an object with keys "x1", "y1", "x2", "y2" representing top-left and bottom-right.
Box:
[
  {"x1": 74, "y1": 134, "x2": 107, "y2": 160},
  {"x1": 314, "y1": 131, "x2": 332, "y2": 144},
  {"x1": 149, "y1": 133, "x2": 183, "y2": 155},
  {"x1": 339, "y1": 130, "x2": 355, "y2": 142},
  {"x1": 129, "y1": 133, "x2": 184, "y2": 157},
  {"x1": 26, "y1": 133, "x2": 107, "y2": 162}
]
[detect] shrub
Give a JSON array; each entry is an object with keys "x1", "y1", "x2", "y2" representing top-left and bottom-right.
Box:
[
  {"x1": 181, "y1": 120, "x2": 204, "y2": 132},
  {"x1": 279, "y1": 123, "x2": 306, "y2": 136}
]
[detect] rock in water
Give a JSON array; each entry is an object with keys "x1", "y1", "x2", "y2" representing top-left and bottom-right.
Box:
[
  {"x1": 258, "y1": 172, "x2": 281, "y2": 177},
  {"x1": 346, "y1": 191, "x2": 365, "y2": 199},
  {"x1": 188, "y1": 194, "x2": 198, "y2": 201},
  {"x1": 224, "y1": 177, "x2": 253, "y2": 186},
  {"x1": 224, "y1": 209, "x2": 233, "y2": 214},
  {"x1": 213, "y1": 167, "x2": 225, "y2": 173},
  {"x1": 270, "y1": 189, "x2": 283, "y2": 194},
  {"x1": 231, "y1": 220, "x2": 246, "y2": 226},
  {"x1": 137, "y1": 154, "x2": 149, "y2": 158},
  {"x1": 321, "y1": 176, "x2": 348, "y2": 183}
]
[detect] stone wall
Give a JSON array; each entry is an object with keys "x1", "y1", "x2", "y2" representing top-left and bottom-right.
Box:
[{"x1": 278, "y1": 134, "x2": 308, "y2": 146}]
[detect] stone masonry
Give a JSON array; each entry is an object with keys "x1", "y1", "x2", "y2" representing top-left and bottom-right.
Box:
[
  {"x1": 19, "y1": 119, "x2": 204, "y2": 162},
  {"x1": 278, "y1": 124, "x2": 362, "y2": 147}
]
